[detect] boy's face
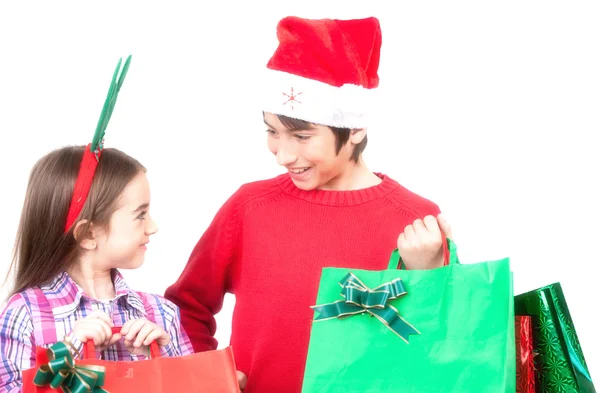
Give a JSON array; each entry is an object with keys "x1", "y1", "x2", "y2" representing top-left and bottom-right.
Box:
[{"x1": 264, "y1": 112, "x2": 362, "y2": 191}]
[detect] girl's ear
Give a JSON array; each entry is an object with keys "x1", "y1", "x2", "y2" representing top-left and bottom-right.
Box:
[{"x1": 73, "y1": 220, "x2": 98, "y2": 250}]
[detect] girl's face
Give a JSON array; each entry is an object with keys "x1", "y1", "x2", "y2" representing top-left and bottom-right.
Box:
[{"x1": 93, "y1": 172, "x2": 158, "y2": 270}]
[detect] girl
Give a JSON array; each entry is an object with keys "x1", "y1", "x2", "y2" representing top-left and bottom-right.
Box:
[{"x1": 0, "y1": 145, "x2": 194, "y2": 392}]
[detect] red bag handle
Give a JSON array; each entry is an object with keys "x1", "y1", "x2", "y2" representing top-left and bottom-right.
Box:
[
  {"x1": 84, "y1": 326, "x2": 161, "y2": 359},
  {"x1": 441, "y1": 235, "x2": 450, "y2": 266}
]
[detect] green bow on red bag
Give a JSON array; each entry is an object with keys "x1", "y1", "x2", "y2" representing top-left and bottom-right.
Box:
[
  {"x1": 311, "y1": 272, "x2": 419, "y2": 343},
  {"x1": 33, "y1": 341, "x2": 108, "y2": 393}
]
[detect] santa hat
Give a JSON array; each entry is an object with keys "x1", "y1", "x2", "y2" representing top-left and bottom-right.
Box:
[{"x1": 262, "y1": 16, "x2": 382, "y2": 129}]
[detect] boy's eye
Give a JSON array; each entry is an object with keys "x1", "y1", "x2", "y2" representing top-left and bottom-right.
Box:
[
  {"x1": 266, "y1": 129, "x2": 277, "y2": 135},
  {"x1": 295, "y1": 134, "x2": 311, "y2": 141},
  {"x1": 137, "y1": 211, "x2": 147, "y2": 220}
]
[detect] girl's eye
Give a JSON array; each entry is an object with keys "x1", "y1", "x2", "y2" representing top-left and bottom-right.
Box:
[{"x1": 137, "y1": 211, "x2": 147, "y2": 220}]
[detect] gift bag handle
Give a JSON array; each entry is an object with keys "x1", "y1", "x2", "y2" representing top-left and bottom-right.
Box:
[
  {"x1": 387, "y1": 237, "x2": 458, "y2": 270},
  {"x1": 84, "y1": 326, "x2": 161, "y2": 359}
]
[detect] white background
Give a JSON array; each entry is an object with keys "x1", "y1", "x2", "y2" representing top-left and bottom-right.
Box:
[{"x1": 1, "y1": 0, "x2": 598, "y2": 383}]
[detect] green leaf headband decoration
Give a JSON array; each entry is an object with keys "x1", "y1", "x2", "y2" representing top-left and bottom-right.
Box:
[
  {"x1": 90, "y1": 55, "x2": 131, "y2": 157},
  {"x1": 64, "y1": 55, "x2": 132, "y2": 232}
]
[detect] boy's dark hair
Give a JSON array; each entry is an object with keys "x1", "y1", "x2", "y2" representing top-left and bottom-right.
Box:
[{"x1": 276, "y1": 115, "x2": 368, "y2": 163}]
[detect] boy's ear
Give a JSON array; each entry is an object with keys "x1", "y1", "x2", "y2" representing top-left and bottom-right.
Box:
[
  {"x1": 73, "y1": 220, "x2": 98, "y2": 250},
  {"x1": 349, "y1": 128, "x2": 367, "y2": 145}
]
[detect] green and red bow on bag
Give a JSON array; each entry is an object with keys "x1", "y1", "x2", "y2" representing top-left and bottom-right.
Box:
[
  {"x1": 33, "y1": 342, "x2": 108, "y2": 393},
  {"x1": 311, "y1": 272, "x2": 419, "y2": 343},
  {"x1": 64, "y1": 55, "x2": 132, "y2": 233}
]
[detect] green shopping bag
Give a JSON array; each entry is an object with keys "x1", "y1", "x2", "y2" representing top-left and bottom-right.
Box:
[{"x1": 301, "y1": 240, "x2": 516, "y2": 393}]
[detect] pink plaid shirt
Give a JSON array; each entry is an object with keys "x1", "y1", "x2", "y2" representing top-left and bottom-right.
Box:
[{"x1": 0, "y1": 270, "x2": 194, "y2": 393}]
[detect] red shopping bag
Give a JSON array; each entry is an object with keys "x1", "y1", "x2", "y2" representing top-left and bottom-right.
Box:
[
  {"x1": 515, "y1": 316, "x2": 535, "y2": 393},
  {"x1": 23, "y1": 327, "x2": 239, "y2": 393}
]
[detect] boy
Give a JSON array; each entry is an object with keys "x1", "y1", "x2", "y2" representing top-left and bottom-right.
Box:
[{"x1": 165, "y1": 16, "x2": 452, "y2": 393}]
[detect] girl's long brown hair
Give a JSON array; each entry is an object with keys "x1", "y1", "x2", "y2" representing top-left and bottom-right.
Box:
[{"x1": 6, "y1": 146, "x2": 145, "y2": 296}]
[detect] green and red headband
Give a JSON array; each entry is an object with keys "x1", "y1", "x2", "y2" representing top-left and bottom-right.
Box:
[{"x1": 64, "y1": 55, "x2": 132, "y2": 233}]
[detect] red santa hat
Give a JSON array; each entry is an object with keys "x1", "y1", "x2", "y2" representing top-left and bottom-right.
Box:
[{"x1": 262, "y1": 16, "x2": 382, "y2": 129}]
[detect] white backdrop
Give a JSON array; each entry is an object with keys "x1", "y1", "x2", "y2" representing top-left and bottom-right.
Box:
[{"x1": 1, "y1": 0, "x2": 598, "y2": 382}]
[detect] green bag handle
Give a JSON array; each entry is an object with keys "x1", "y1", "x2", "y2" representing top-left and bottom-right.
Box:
[{"x1": 387, "y1": 238, "x2": 459, "y2": 270}]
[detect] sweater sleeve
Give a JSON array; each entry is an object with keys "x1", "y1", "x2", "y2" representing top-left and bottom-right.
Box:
[{"x1": 164, "y1": 190, "x2": 241, "y2": 352}]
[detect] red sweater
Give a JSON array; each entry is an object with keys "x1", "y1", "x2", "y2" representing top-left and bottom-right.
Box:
[{"x1": 164, "y1": 173, "x2": 440, "y2": 393}]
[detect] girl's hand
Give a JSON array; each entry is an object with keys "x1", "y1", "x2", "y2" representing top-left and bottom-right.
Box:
[
  {"x1": 120, "y1": 317, "x2": 170, "y2": 356},
  {"x1": 69, "y1": 311, "x2": 120, "y2": 353}
]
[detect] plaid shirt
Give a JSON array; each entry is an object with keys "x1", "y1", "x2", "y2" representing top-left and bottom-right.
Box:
[{"x1": 0, "y1": 270, "x2": 194, "y2": 393}]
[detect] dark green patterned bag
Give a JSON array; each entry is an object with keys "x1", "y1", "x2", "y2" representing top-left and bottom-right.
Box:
[{"x1": 515, "y1": 283, "x2": 596, "y2": 393}]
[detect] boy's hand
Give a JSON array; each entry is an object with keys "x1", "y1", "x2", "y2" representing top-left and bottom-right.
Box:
[
  {"x1": 237, "y1": 371, "x2": 247, "y2": 391},
  {"x1": 119, "y1": 317, "x2": 170, "y2": 356},
  {"x1": 397, "y1": 214, "x2": 453, "y2": 270}
]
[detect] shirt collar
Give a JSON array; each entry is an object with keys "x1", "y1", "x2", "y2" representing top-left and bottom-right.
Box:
[{"x1": 41, "y1": 270, "x2": 147, "y2": 319}]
